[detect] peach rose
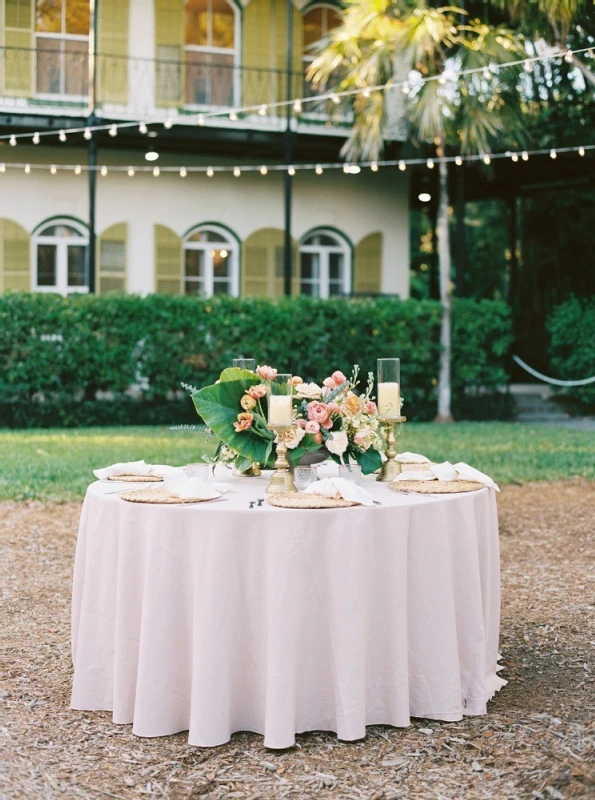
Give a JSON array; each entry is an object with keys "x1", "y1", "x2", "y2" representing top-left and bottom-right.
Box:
[
  {"x1": 327, "y1": 401, "x2": 341, "y2": 414},
  {"x1": 256, "y1": 365, "x2": 278, "y2": 380},
  {"x1": 313, "y1": 432, "x2": 323, "y2": 444},
  {"x1": 322, "y1": 377, "x2": 337, "y2": 389},
  {"x1": 296, "y1": 418, "x2": 307, "y2": 429},
  {"x1": 331, "y1": 370, "x2": 347, "y2": 385},
  {"x1": 343, "y1": 392, "x2": 361, "y2": 416},
  {"x1": 240, "y1": 394, "x2": 256, "y2": 411},
  {"x1": 307, "y1": 401, "x2": 333, "y2": 429},
  {"x1": 233, "y1": 411, "x2": 253, "y2": 432},
  {"x1": 248, "y1": 383, "x2": 267, "y2": 399},
  {"x1": 354, "y1": 429, "x2": 372, "y2": 450},
  {"x1": 366, "y1": 400, "x2": 378, "y2": 415},
  {"x1": 305, "y1": 420, "x2": 320, "y2": 434},
  {"x1": 290, "y1": 375, "x2": 304, "y2": 386}
]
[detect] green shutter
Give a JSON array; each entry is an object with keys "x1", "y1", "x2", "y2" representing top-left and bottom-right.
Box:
[
  {"x1": 3, "y1": 0, "x2": 33, "y2": 96},
  {"x1": 154, "y1": 224, "x2": 182, "y2": 293},
  {"x1": 0, "y1": 218, "x2": 30, "y2": 291},
  {"x1": 354, "y1": 233, "x2": 382, "y2": 295},
  {"x1": 97, "y1": 223, "x2": 127, "y2": 293},
  {"x1": 242, "y1": 228, "x2": 298, "y2": 297},
  {"x1": 98, "y1": 0, "x2": 129, "y2": 104},
  {"x1": 155, "y1": 0, "x2": 184, "y2": 107}
]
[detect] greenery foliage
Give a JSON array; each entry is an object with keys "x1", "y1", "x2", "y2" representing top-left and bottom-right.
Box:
[
  {"x1": 548, "y1": 296, "x2": 595, "y2": 409},
  {"x1": 0, "y1": 293, "x2": 514, "y2": 428}
]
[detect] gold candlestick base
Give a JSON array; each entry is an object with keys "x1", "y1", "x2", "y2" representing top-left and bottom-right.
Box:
[
  {"x1": 377, "y1": 415, "x2": 406, "y2": 482},
  {"x1": 234, "y1": 461, "x2": 261, "y2": 477},
  {"x1": 266, "y1": 424, "x2": 297, "y2": 494}
]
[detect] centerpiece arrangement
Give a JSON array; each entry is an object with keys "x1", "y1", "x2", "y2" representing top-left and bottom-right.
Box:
[{"x1": 191, "y1": 362, "x2": 398, "y2": 478}]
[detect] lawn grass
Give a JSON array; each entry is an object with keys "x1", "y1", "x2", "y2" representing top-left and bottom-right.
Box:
[{"x1": 0, "y1": 422, "x2": 593, "y2": 503}]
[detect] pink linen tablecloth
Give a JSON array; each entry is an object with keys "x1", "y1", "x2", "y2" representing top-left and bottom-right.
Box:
[{"x1": 71, "y1": 472, "x2": 505, "y2": 748}]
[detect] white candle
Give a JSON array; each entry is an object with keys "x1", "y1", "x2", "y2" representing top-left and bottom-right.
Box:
[
  {"x1": 269, "y1": 394, "x2": 292, "y2": 425},
  {"x1": 378, "y1": 382, "x2": 400, "y2": 418}
]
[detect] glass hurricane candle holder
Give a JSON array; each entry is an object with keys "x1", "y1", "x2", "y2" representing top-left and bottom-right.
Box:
[
  {"x1": 232, "y1": 358, "x2": 256, "y2": 371},
  {"x1": 376, "y1": 358, "x2": 406, "y2": 482}
]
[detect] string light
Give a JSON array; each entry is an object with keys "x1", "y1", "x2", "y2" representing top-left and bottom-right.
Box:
[
  {"x1": 59, "y1": 130, "x2": 67, "y2": 142},
  {"x1": 511, "y1": 152, "x2": 519, "y2": 162},
  {"x1": 522, "y1": 151, "x2": 529, "y2": 161},
  {"x1": 100, "y1": 165, "x2": 108, "y2": 176},
  {"x1": 550, "y1": 148, "x2": 557, "y2": 159},
  {"x1": 207, "y1": 167, "x2": 214, "y2": 177},
  {"x1": 153, "y1": 166, "x2": 160, "y2": 176},
  {"x1": 179, "y1": 167, "x2": 187, "y2": 177},
  {"x1": 565, "y1": 51, "x2": 574, "y2": 63},
  {"x1": 164, "y1": 119, "x2": 173, "y2": 129},
  {"x1": 9, "y1": 135, "x2": 16, "y2": 146},
  {"x1": 579, "y1": 146, "x2": 585, "y2": 156},
  {"x1": 84, "y1": 128, "x2": 92, "y2": 140},
  {"x1": 455, "y1": 156, "x2": 463, "y2": 166},
  {"x1": 127, "y1": 167, "x2": 134, "y2": 177},
  {"x1": 197, "y1": 115, "x2": 205, "y2": 126},
  {"x1": 33, "y1": 132, "x2": 40, "y2": 145},
  {"x1": 139, "y1": 122, "x2": 148, "y2": 134},
  {"x1": 315, "y1": 164, "x2": 323, "y2": 174},
  {"x1": 362, "y1": 87, "x2": 371, "y2": 98},
  {"x1": 370, "y1": 161, "x2": 378, "y2": 172},
  {"x1": 0, "y1": 163, "x2": 5, "y2": 173},
  {"x1": 74, "y1": 164, "x2": 82, "y2": 175},
  {"x1": 293, "y1": 99, "x2": 302, "y2": 113},
  {"x1": 229, "y1": 111, "x2": 238, "y2": 121},
  {"x1": 438, "y1": 74, "x2": 447, "y2": 86},
  {"x1": 109, "y1": 124, "x2": 118, "y2": 137},
  {"x1": 288, "y1": 166, "x2": 296, "y2": 176},
  {"x1": 258, "y1": 105, "x2": 267, "y2": 116},
  {"x1": 524, "y1": 60, "x2": 533, "y2": 73},
  {"x1": 233, "y1": 167, "x2": 241, "y2": 177},
  {"x1": 24, "y1": 164, "x2": 30, "y2": 174},
  {"x1": 427, "y1": 159, "x2": 435, "y2": 169},
  {"x1": 402, "y1": 82, "x2": 410, "y2": 95},
  {"x1": 260, "y1": 165, "x2": 268, "y2": 175},
  {"x1": 332, "y1": 94, "x2": 341, "y2": 105},
  {"x1": 50, "y1": 165, "x2": 57, "y2": 174},
  {"x1": 483, "y1": 154, "x2": 491, "y2": 165},
  {"x1": 343, "y1": 164, "x2": 349, "y2": 173},
  {"x1": 398, "y1": 161, "x2": 406, "y2": 171}
]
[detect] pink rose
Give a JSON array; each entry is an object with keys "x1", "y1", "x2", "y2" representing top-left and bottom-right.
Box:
[
  {"x1": 331, "y1": 371, "x2": 347, "y2": 385},
  {"x1": 354, "y1": 430, "x2": 371, "y2": 450},
  {"x1": 297, "y1": 418, "x2": 307, "y2": 429},
  {"x1": 233, "y1": 412, "x2": 253, "y2": 432},
  {"x1": 327, "y1": 401, "x2": 341, "y2": 414},
  {"x1": 305, "y1": 420, "x2": 320, "y2": 434},
  {"x1": 307, "y1": 401, "x2": 333, "y2": 429},
  {"x1": 256, "y1": 365, "x2": 278, "y2": 381},
  {"x1": 366, "y1": 400, "x2": 378, "y2": 415},
  {"x1": 248, "y1": 383, "x2": 267, "y2": 399},
  {"x1": 313, "y1": 432, "x2": 323, "y2": 444},
  {"x1": 322, "y1": 377, "x2": 336, "y2": 389}
]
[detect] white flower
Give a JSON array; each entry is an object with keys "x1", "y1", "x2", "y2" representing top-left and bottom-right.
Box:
[
  {"x1": 325, "y1": 431, "x2": 349, "y2": 456},
  {"x1": 285, "y1": 427, "x2": 306, "y2": 449},
  {"x1": 295, "y1": 382, "x2": 322, "y2": 400}
]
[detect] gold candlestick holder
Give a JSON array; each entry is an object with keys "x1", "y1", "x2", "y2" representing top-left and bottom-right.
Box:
[
  {"x1": 266, "y1": 424, "x2": 298, "y2": 494},
  {"x1": 377, "y1": 415, "x2": 406, "y2": 482},
  {"x1": 234, "y1": 461, "x2": 261, "y2": 477}
]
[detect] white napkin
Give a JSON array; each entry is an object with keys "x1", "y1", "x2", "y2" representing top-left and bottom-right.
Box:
[
  {"x1": 163, "y1": 468, "x2": 231, "y2": 500},
  {"x1": 304, "y1": 477, "x2": 374, "y2": 506},
  {"x1": 93, "y1": 460, "x2": 177, "y2": 480},
  {"x1": 397, "y1": 452, "x2": 430, "y2": 464},
  {"x1": 453, "y1": 462, "x2": 500, "y2": 492},
  {"x1": 394, "y1": 461, "x2": 499, "y2": 491}
]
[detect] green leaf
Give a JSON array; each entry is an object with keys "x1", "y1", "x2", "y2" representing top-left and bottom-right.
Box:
[
  {"x1": 354, "y1": 448, "x2": 383, "y2": 475},
  {"x1": 287, "y1": 446, "x2": 305, "y2": 466}
]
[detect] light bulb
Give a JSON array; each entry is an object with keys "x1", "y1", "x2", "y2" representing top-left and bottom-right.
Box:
[
  {"x1": 164, "y1": 118, "x2": 173, "y2": 129},
  {"x1": 101, "y1": 165, "x2": 108, "y2": 176},
  {"x1": 438, "y1": 74, "x2": 447, "y2": 85},
  {"x1": 179, "y1": 167, "x2": 187, "y2": 177},
  {"x1": 9, "y1": 135, "x2": 16, "y2": 146},
  {"x1": 74, "y1": 164, "x2": 82, "y2": 175},
  {"x1": 145, "y1": 150, "x2": 159, "y2": 162},
  {"x1": 258, "y1": 105, "x2": 267, "y2": 116},
  {"x1": 346, "y1": 165, "x2": 361, "y2": 174},
  {"x1": 427, "y1": 159, "x2": 434, "y2": 169},
  {"x1": 33, "y1": 132, "x2": 40, "y2": 145},
  {"x1": 483, "y1": 154, "x2": 491, "y2": 165},
  {"x1": 260, "y1": 165, "x2": 268, "y2": 175},
  {"x1": 579, "y1": 146, "x2": 585, "y2": 157},
  {"x1": 50, "y1": 165, "x2": 57, "y2": 175},
  {"x1": 84, "y1": 128, "x2": 92, "y2": 140},
  {"x1": 455, "y1": 156, "x2": 463, "y2": 166},
  {"x1": 24, "y1": 164, "x2": 31, "y2": 174},
  {"x1": 332, "y1": 94, "x2": 340, "y2": 105},
  {"x1": 524, "y1": 60, "x2": 533, "y2": 73},
  {"x1": 402, "y1": 82, "x2": 410, "y2": 95},
  {"x1": 565, "y1": 51, "x2": 574, "y2": 63},
  {"x1": 370, "y1": 161, "x2": 378, "y2": 172},
  {"x1": 343, "y1": 164, "x2": 349, "y2": 173},
  {"x1": 511, "y1": 152, "x2": 519, "y2": 162},
  {"x1": 233, "y1": 167, "x2": 241, "y2": 177},
  {"x1": 229, "y1": 111, "x2": 238, "y2": 121},
  {"x1": 0, "y1": 163, "x2": 5, "y2": 173},
  {"x1": 109, "y1": 124, "x2": 118, "y2": 137},
  {"x1": 288, "y1": 166, "x2": 295, "y2": 176},
  {"x1": 482, "y1": 66, "x2": 492, "y2": 79},
  {"x1": 59, "y1": 130, "x2": 66, "y2": 142},
  {"x1": 207, "y1": 167, "x2": 214, "y2": 177},
  {"x1": 315, "y1": 165, "x2": 323, "y2": 175},
  {"x1": 522, "y1": 151, "x2": 529, "y2": 161},
  {"x1": 418, "y1": 192, "x2": 432, "y2": 203},
  {"x1": 127, "y1": 167, "x2": 134, "y2": 177},
  {"x1": 398, "y1": 161, "x2": 406, "y2": 171},
  {"x1": 362, "y1": 87, "x2": 371, "y2": 98},
  {"x1": 197, "y1": 115, "x2": 205, "y2": 126},
  {"x1": 220, "y1": 249, "x2": 228, "y2": 258},
  {"x1": 139, "y1": 122, "x2": 148, "y2": 134},
  {"x1": 293, "y1": 99, "x2": 302, "y2": 113},
  {"x1": 153, "y1": 166, "x2": 160, "y2": 176},
  {"x1": 550, "y1": 149, "x2": 557, "y2": 159}
]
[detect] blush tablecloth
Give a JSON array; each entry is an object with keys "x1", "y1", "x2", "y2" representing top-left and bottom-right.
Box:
[{"x1": 71, "y1": 468, "x2": 505, "y2": 748}]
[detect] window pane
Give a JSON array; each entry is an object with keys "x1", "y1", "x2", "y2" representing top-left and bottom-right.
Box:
[
  {"x1": 68, "y1": 244, "x2": 87, "y2": 286},
  {"x1": 329, "y1": 252, "x2": 343, "y2": 281},
  {"x1": 213, "y1": 280, "x2": 231, "y2": 295},
  {"x1": 65, "y1": 38, "x2": 89, "y2": 95},
  {"x1": 211, "y1": 0, "x2": 234, "y2": 48},
  {"x1": 36, "y1": 37, "x2": 62, "y2": 94},
  {"x1": 300, "y1": 252, "x2": 320, "y2": 281},
  {"x1": 39, "y1": 224, "x2": 83, "y2": 238},
  {"x1": 65, "y1": 0, "x2": 90, "y2": 34},
  {"x1": 186, "y1": 51, "x2": 233, "y2": 106},
  {"x1": 187, "y1": 229, "x2": 228, "y2": 243},
  {"x1": 300, "y1": 281, "x2": 319, "y2": 297},
  {"x1": 156, "y1": 45, "x2": 182, "y2": 103},
  {"x1": 185, "y1": 249, "x2": 205, "y2": 278},
  {"x1": 37, "y1": 244, "x2": 57, "y2": 286},
  {"x1": 303, "y1": 7, "x2": 323, "y2": 48},
  {"x1": 212, "y1": 249, "x2": 229, "y2": 277},
  {"x1": 185, "y1": 0, "x2": 208, "y2": 46},
  {"x1": 304, "y1": 233, "x2": 338, "y2": 247},
  {"x1": 185, "y1": 279, "x2": 204, "y2": 295},
  {"x1": 36, "y1": 0, "x2": 62, "y2": 33},
  {"x1": 100, "y1": 240, "x2": 125, "y2": 273},
  {"x1": 328, "y1": 281, "x2": 342, "y2": 296}
]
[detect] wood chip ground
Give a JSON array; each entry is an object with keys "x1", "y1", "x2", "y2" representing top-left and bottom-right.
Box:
[{"x1": 1, "y1": 480, "x2": 594, "y2": 799}]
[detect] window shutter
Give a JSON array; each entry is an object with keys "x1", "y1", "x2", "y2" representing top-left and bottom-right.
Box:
[
  {"x1": 0, "y1": 218, "x2": 31, "y2": 291},
  {"x1": 98, "y1": 0, "x2": 129, "y2": 104},
  {"x1": 242, "y1": 0, "x2": 272, "y2": 108},
  {"x1": 273, "y1": 1, "x2": 302, "y2": 103},
  {"x1": 155, "y1": 0, "x2": 184, "y2": 107},
  {"x1": 243, "y1": 228, "x2": 298, "y2": 298},
  {"x1": 154, "y1": 224, "x2": 182, "y2": 293},
  {"x1": 354, "y1": 233, "x2": 383, "y2": 295},
  {"x1": 97, "y1": 223, "x2": 127, "y2": 293},
  {"x1": 3, "y1": 0, "x2": 33, "y2": 96}
]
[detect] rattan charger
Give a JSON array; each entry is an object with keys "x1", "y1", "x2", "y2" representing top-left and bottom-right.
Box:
[
  {"x1": 107, "y1": 474, "x2": 163, "y2": 483},
  {"x1": 267, "y1": 492, "x2": 358, "y2": 509},
  {"x1": 120, "y1": 487, "x2": 216, "y2": 504},
  {"x1": 389, "y1": 479, "x2": 485, "y2": 494}
]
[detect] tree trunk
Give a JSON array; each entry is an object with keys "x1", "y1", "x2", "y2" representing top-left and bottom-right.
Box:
[{"x1": 435, "y1": 153, "x2": 454, "y2": 423}]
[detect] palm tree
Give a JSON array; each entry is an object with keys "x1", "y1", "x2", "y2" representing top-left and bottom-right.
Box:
[
  {"x1": 495, "y1": 0, "x2": 595, "y2": 87},
  {"x1": 308, "y1": 1, "x2": 525, "y2": 421}
]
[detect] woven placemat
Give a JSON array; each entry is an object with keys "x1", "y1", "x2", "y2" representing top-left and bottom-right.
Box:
[
  {"x1": 267, "y1": 492, "x2": 357, "y2": 509},
  {"x1": 120, "y1": 487, "x2": 215, "y2": 504},
  {"x1": 107, "y1": 474, "x2": 163, "y2": 483},
  {"x1": 389, "y1": 480, "x2": 485, "y2": 494},
  {"x1": 396, "y1": 462, "x2": 432, "y2": 472}
]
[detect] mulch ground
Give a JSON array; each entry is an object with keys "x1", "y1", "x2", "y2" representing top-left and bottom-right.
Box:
[{"x1": 1, "y1": 481, "x2": 594, "y2": 800}]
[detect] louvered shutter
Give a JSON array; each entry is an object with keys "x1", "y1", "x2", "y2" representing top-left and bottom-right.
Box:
[
  {"x1": 354, "y1": 233, "x2": 383, "y2": 295},
  {"x1": 155, "y1": 0, "x2": 184, "y2": 107},
  {"x1": 3, "y1": 0, "x2": 33, "y2": 96},
  {"x1": 242, "y1": 228, "x2": 298, "y2": 297},
  {"x1": 0, "y1": 219, "x2": 31, "y2": 291},
  {"x1": 98, "y1": 0, "x2": 129, "y2": 104},
  {"x1": 97, "y1": 223, "x2": 127, "y2": 293},
  {"x1": 242, "y1": 0, "x2": 272, "y2": 108},
  {"x1": 154, "y1": 224, "x2": 182, "y2": 293}
]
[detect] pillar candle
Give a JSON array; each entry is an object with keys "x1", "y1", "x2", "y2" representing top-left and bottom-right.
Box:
[
  {"x1": 377, "y1": 382, "x2": 400, "y2": 418},
  {"x1": 269, "y1": 395, "x2": 292, "y2": 425}
]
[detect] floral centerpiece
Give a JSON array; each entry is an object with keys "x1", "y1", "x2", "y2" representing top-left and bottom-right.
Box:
[{"x1": 191, "y1": 365, "x2": 388, "y2": 475}]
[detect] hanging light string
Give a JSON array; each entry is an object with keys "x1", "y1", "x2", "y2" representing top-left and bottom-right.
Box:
[
  {"x1": 0, "y1": 45, "x2": 593, "y2": 146},
  {"x1": 1, "y1": 142, "x2": 592, "y2": 177}
]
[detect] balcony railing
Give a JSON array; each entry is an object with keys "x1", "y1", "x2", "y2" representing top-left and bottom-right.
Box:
[{"x1": 0, "y1": 45, "x2": 352, "y2": 133}]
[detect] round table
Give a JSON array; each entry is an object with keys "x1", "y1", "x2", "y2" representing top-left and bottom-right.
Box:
[{"x1": 71, "y1": 467, "x2": 505, "y2": 749}]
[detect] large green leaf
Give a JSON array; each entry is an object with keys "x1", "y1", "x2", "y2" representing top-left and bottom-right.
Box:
[
  {"x1": 354, "y1": 447, "x2": 383, "y2": 475},
  {"x1": 193, "y1": 372, "x2": 274, "y2": 465}
]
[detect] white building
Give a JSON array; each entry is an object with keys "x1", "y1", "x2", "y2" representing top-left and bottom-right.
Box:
[{"x1": 0, "y1": 0, "x2": 410, "y2": 299}]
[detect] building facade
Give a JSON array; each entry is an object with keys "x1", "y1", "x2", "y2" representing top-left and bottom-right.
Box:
[{"x1": 0, "y1": 0, "x2": 410, "y2": 299}]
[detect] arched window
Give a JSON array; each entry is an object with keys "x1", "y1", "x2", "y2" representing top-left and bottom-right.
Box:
[
  {"x1": 35, "y1": 0, "x2": 90, "y2": 98},
  {"x1": 300, "y1": 229, "x2": 350, "y2": 298},
  {"x1": 185, "y1": 0, "x2": 238, "y2": 107},
  {"x1": 34, "y1": 220, "x2": 89, "y2": 295},
  {"x1": 303, "y1": 4, "x2": 341, "y2": 98},
  {"x1": 184, "y1": 225, "x2": 239, "y2": 296}
]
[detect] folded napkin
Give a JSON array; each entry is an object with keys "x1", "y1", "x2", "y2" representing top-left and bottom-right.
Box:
[
  {"x1": 396, "y1": 451, "x2": 431, "y2": 464},
  {"x1": 394, "y1": 461, "x2": 499, "y2": 492},
  {"x1": 93, "y1": 460, "x2": 177, "y2": 480},
  {"x1": 304, "y1": 477, "x2": 374, "y2": 506},
  {"x1": 163, "y1": 468, "x2": 231, "y2": 500}
]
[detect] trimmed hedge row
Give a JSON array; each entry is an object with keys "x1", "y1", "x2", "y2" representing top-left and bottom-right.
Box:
[
  {"x1": 548, "y1": 296, "x2": 595, "y2": 410},
  {"x1": 0, "y1": 293, "x2": 514, "y2": 427}
]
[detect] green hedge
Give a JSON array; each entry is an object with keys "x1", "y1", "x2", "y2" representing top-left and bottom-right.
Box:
[
  {"x1": 548, "y1": 296, "x2": 595, "y2": 410},
  {"x1": 0, "y1": 293, "x2": 514, "y2": 428}
]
